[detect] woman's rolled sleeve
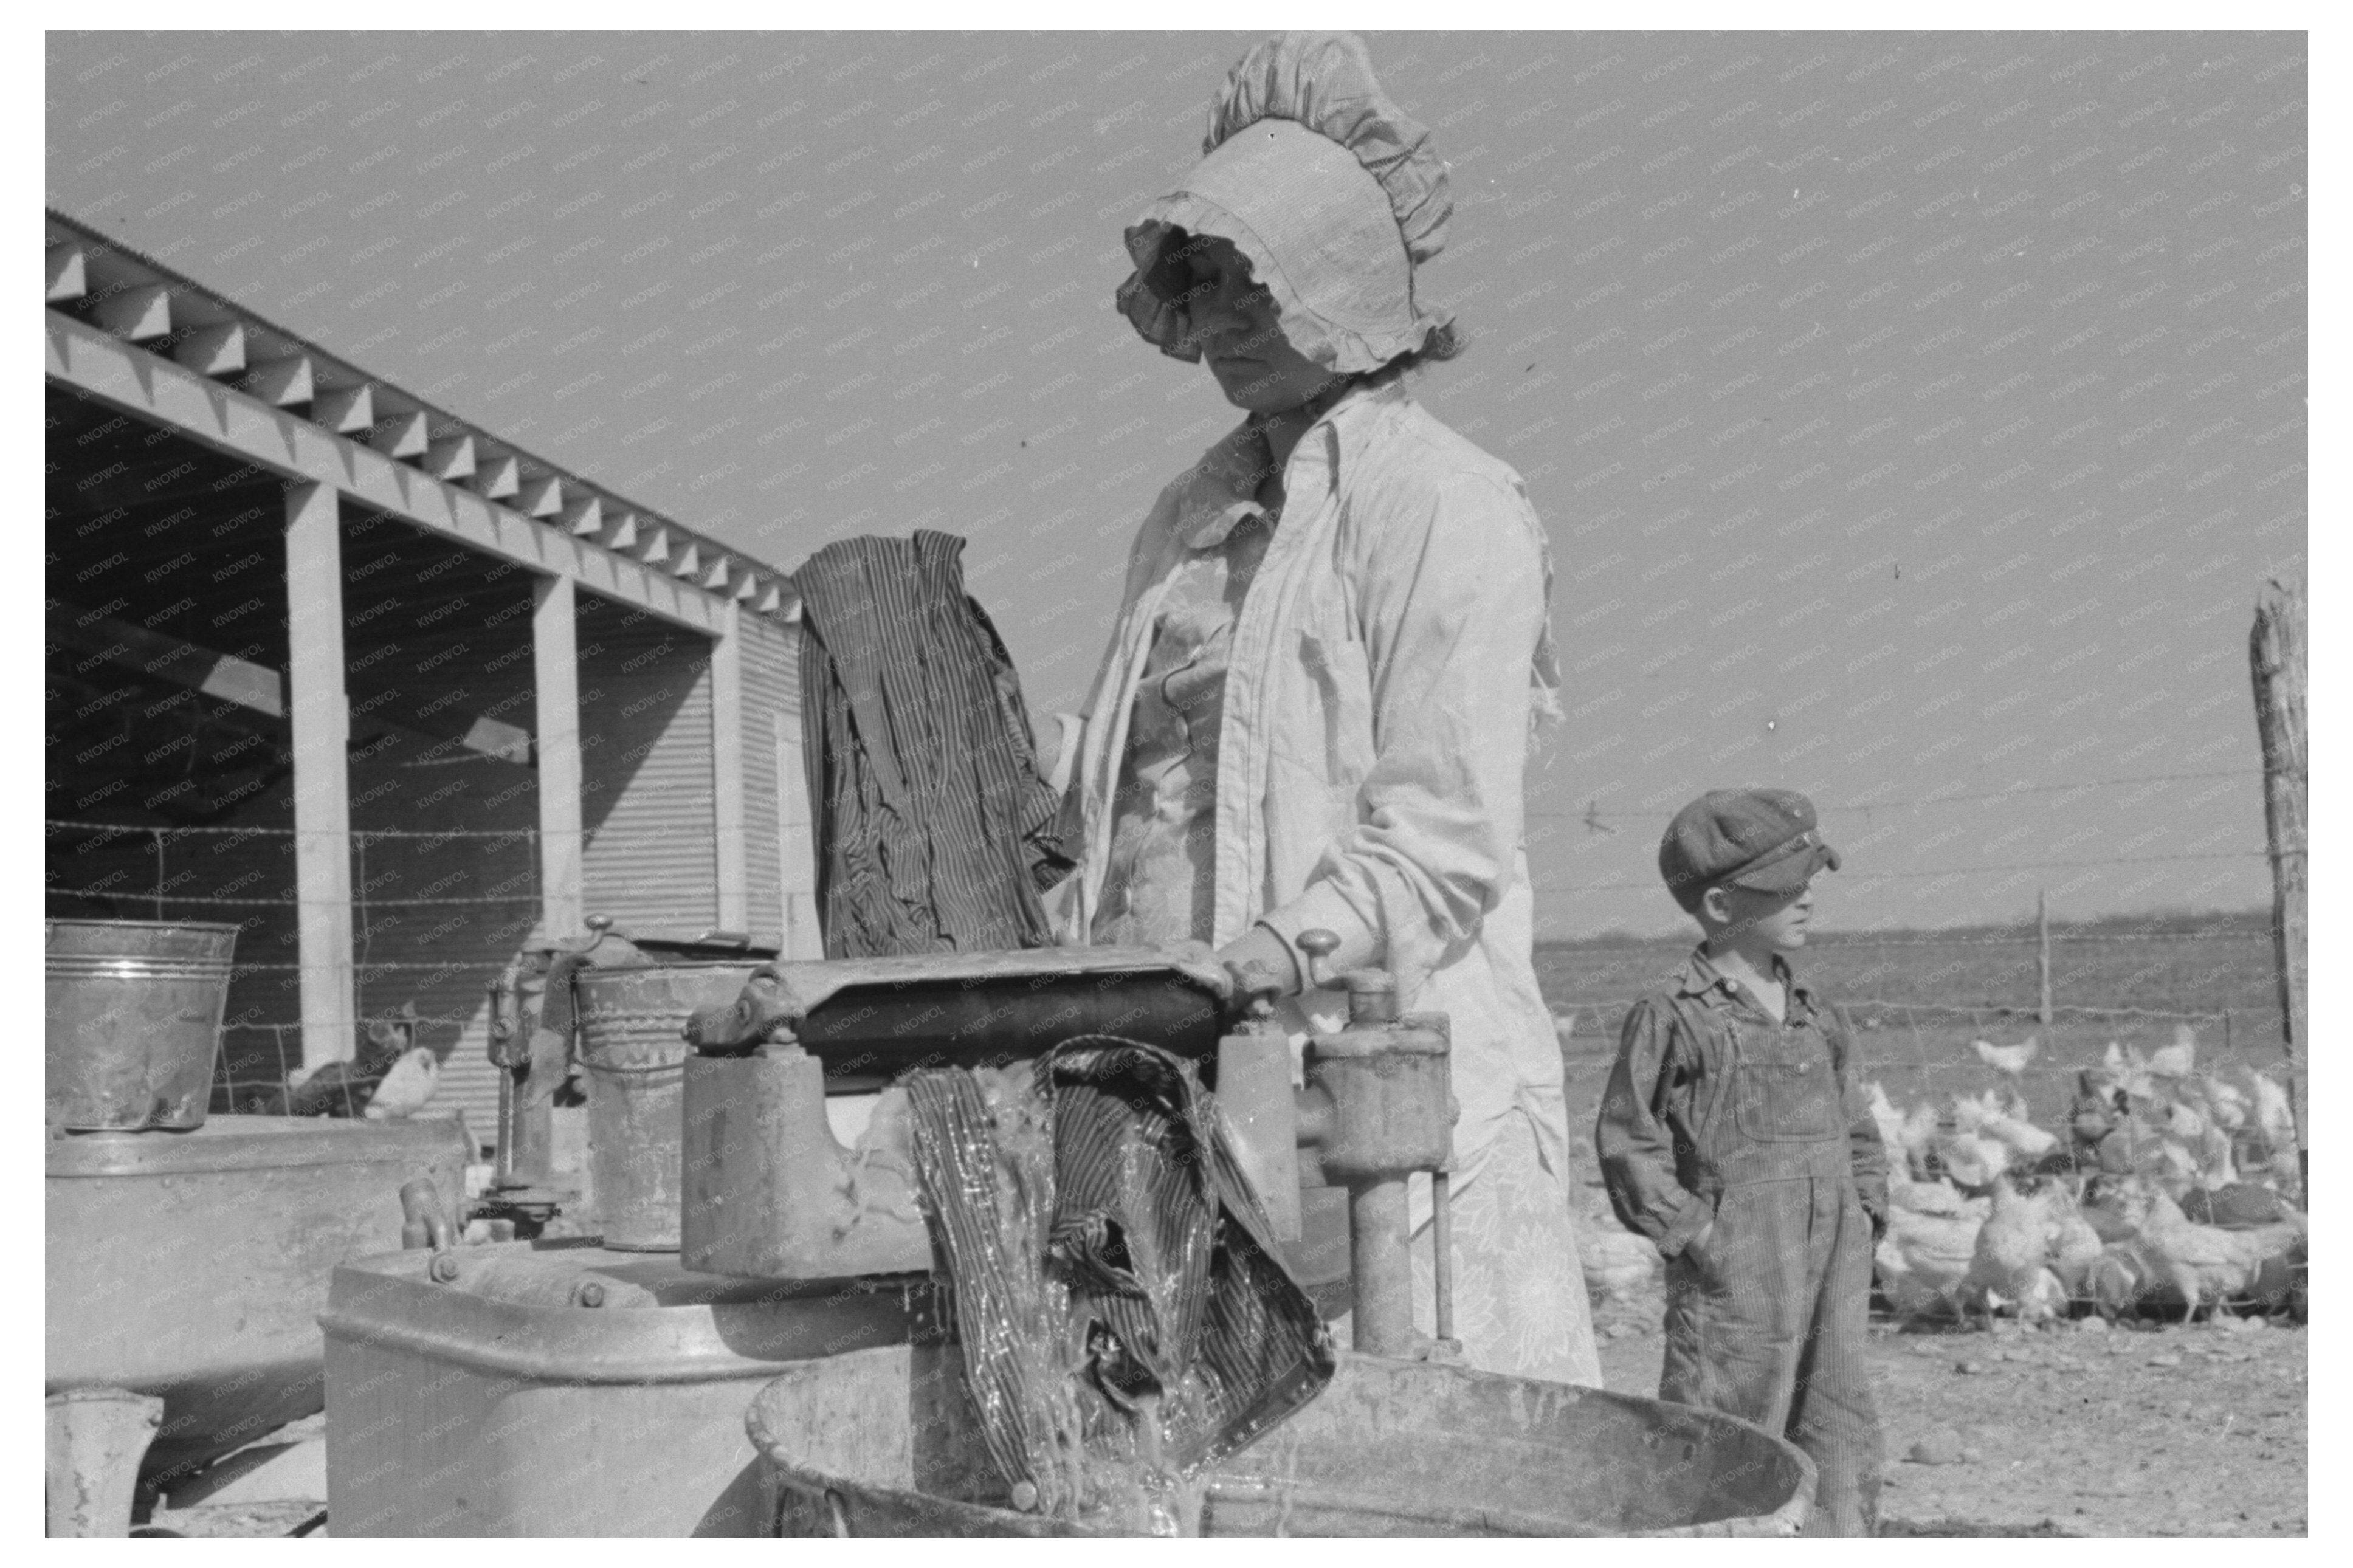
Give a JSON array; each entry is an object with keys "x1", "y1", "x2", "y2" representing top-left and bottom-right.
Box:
[{"x1": 1275, "y1": 470, "x2": 1545, "y2": 1000}]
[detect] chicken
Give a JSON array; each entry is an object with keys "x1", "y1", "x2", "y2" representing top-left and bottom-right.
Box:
[
  {"x1": 1895, "y1": 1100, "x2": 1941, "y2": 1181},
  {"x1": 364, "y1": 1045, "x2": 440, "y2": 1119},
  {"x1": 1929, "y1": 1119, "x2": 2011, "y2": 1191},
  {"x1": 2100, "y1": 1041, "x2": 2157, "y2": 1101},
  {"x1": 1876, "y1": 1204, "x2": 1982, "y2": 1320},
  {"x1": 2121, "y1": 1184, "x2": 2304, "y2": 1322},
  {"x1": 2155, "y1": 1098, "x2": 2207, "y2": 1141},
  {"x1": 1890, "y1": 1172, "x2": 1983, "y2": 1219},
  {"x1": 1963, "y1": 1089, "x2": 2059, "y2": 1161},
  {"x1": 2008, "y1": 1266, "x2": 2069, "y2": 1325},
  {"x1": 1578, "y1": 1217, "x2": 1663, "y2": 1304},
  {"x1": 2191, "y1": 1124, "x2": 2238, "y2": 1191},
  {"x1": 1866, "y1": 1080, "x2": 1907, "y2": 1152},
  {"x1": 1963, "y1": 1175, "x2": 2057, "y2": 1326},
  {"x1": 274, "y1": 1005, "x2": 420, "y2": 1118},
  {"x1": 1970, "y1": 1035, "x2": 2039, "y2": 1076},
  {"x1": 2070, "y1": 1070, "x2": 2122, "y2": 1150},
  {"x1": 2042, "y1": 1185, "x2": 2106, "y2": 1297},
  {"x1": 2249, "y1": 1068, "x2": 2294, "y2": 1136},
  {"x1": 2089, "y1": 1241, "x2": 2153, "y2": 1321},
  {"x1": 2149, "y1": 1135, "x2": 2202, "y2": 1198},
  {"x1": 2145, "y1": 1022, "x2": 2197, "y2": 1079},
  {"x1": 2199, "y1": 1073, "x2": 2248, "y2": 1131}
]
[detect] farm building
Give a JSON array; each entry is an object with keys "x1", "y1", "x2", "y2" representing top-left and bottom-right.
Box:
[{"x1": 44, "y1": 209, "x2": 821, "y2": 1140}]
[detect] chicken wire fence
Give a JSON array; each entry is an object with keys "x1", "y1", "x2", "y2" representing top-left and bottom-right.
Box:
[{"x1": 46, "y1": 817, "x2": 542, "y2": 1112}]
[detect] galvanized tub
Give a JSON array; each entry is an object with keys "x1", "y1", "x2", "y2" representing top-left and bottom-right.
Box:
[
  {"x1": 748, "y1": 1345, "x2": 1814, "y2": 1537},
  {"x1": 46, "y1": 918, "x2": 239, "y2": 1132},
  {"x1": 573, "y1": 963, "x2": 758, "y2": 1251},
  {"x1": 45, "y1": 1115, "x2": 469, "y2": 1489},
  {"x1": 320, "y1": 1241, "x2": 940, "y2": 1536}
]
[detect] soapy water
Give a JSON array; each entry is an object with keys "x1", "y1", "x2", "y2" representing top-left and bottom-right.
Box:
[{"x1": 901, "y1": 1040, "x2": 1331, "y2": 1534}]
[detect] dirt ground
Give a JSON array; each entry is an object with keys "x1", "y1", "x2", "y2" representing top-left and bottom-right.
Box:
[{"x1": 1589, "y1": 1282, "x2": 2308, "y2": 1538}]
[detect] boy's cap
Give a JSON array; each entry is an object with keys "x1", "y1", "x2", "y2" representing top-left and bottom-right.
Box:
[{"x1": 1659, "y1": 788, "x2": 1841, "y2": 912}]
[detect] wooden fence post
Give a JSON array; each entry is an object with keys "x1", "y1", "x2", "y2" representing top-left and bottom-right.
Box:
[
  {"x1": 2248, "y1": 577, "x2": 2307, "y2": 1186},
  {"x1": 2036, "y1": 889, "x2": 2053, "y2": 1028}
]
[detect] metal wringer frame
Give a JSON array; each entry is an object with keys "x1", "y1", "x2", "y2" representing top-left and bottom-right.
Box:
[{"x1": 675, "y1": 929, "x2": 1461, "y2": 1353}]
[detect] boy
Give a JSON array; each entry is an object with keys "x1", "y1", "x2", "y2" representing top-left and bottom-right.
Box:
[{"x1": 1595, "y1": 788, "x2": 1887, "y2": 1537}]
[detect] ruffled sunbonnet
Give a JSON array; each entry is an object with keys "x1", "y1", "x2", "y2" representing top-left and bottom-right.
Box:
[{"x1": 1117, "y1": 33, "x2": 1456, "y2": 375}]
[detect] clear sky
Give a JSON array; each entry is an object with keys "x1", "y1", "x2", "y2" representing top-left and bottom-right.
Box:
[{"x1": 45, "y1": 29, "x2": 2307, "y2": 937}]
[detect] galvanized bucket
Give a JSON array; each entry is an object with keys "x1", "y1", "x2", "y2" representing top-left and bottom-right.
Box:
[
  {"x1": 46, "y1": 919, "x2": 239, "y2": 1133},
  {"x1": 573, "y1": 964, "x2": 759, "y2": 1251}
]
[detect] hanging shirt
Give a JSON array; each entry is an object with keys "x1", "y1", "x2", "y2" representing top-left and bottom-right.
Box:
[{"x1": 796, "y1": 531, "x2": 1069, "y2": 957}]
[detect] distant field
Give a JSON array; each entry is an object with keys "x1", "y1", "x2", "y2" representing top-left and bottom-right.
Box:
[{"x1": 1537, "y1": 910, "x2": 2300, "y2": 1155}]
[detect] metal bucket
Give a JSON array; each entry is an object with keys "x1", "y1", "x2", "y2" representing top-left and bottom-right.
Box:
[
  {"x1": 46, "y1": 919, "x2": 239, "y2": 1132},
  {"x1": 573, "y1": 963, "x2": 758, "y2": 1251}
]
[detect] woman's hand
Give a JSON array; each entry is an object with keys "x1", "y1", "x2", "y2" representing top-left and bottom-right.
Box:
[{"x1": 1216, "y1": 924, "x2": 1302, "y2": 1000}]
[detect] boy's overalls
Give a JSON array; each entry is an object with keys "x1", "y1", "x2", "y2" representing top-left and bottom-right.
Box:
[{"x1": 1596, "y1": 951, "x2": 1887, "y2": 1537}]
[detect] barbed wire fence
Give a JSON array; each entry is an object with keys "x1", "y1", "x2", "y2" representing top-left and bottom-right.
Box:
[
  {"x1": 1545, "y1": 922, "x2": 2300, "y2": 1143},
  {"x1": 46, "y1": 817, "x2": 542, "y2": 1111}
]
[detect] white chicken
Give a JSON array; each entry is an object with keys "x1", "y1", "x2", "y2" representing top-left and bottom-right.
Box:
[
  {"x1": 1969, "y1": 1035, "x2": 2039, "y2": 1076},
  {"x1": 2194, "y1": 1073, "x2": 2247, "y2": 1131},
  {"x1": 1960, "y1": 1088, "x2": 2060, "y2": 1161},
  {"x1": 364, "y1": 1045, "x2": 441, "y2": 1119},
  {"x1": 2146, "y1": 1022, "x2": 2197, "y2": 1079},
  {"x1": 1877, "y1": 1205, "x2": 1982, "y2": 1321},
  {"x1": 1866, "y1": 1080, "x2": 1907, "y2": 1152},
  {"x1": 1890, "y1": 1172, "x2": 1983, "y2": 1219},
  {"x1": 2101, "y1": 1041, "x2": 2157, "y2": 1101},
  {"x1": 1930, "y1": 1112, "x2": 2012, "y2": 1190},
  {"x1": 2120, "y1": 1183, "x2": 2304, "y2": 1322},
  {"x1": 1579, "y1": 1222, "x2": 1664, "y2": 1304},
  {"x1": 2043, "y1": 1183, "x2": 2106, "y2": 1297},
  {"x1": 1963, "y1": 1175, "x2": 2058, "y2": 1326},
  {"x1": 1895, "y1": 1099, "x2": 1942, "y2": 1182},
  {"x1": 2249, "y1": 1069, "x2": 2296, "y2": 1144},
  {"x1": 2089, "y1": 1240, "x2": 2153, "y2": 1321}
]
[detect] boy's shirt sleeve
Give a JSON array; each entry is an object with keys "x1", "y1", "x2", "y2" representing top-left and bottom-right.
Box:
[
  {"x1": 1827, "y1": 1002, "x2": 1890, "y2": 1231},
  {"x1": 1596, "y1": 997, "x2": 1714, "y2": 1258}
]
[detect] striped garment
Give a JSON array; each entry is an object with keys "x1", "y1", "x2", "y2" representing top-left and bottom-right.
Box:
[
  {"x1": 795, "y1": 532, "x2": 1070, "y2": 957},
  {"x1": 900, "y1": 1039, "x2": 1333, "y2": 1516}
]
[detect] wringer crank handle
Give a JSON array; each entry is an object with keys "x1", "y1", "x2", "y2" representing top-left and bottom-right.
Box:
[{"x1": 1292, "y1": 928, "x2": 1459, "y2": 1360}]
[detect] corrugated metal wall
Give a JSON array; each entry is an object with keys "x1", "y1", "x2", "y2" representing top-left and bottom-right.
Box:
[
  {"x1": 579, "y1": 596, "x2": 718, "y2": 941},
  {"x1": 738, "y1": 612, "x2": 793, "y2": 954}
]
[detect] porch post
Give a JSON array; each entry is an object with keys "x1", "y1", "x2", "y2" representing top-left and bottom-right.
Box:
[
  {"x1": 711, "y1": 600, "x2": 748, "y2": 934},
  {"x1": 534, "y1": 574, "x2": 585, "y2": 940},
  {"x1": 283, "y1": 481, "x2": 355, "y2": 1068}
]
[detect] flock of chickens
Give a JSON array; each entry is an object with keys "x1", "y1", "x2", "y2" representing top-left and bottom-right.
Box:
[{"x1": 1582, "y1": 1025, "x2": 2310, "y2": 1329}]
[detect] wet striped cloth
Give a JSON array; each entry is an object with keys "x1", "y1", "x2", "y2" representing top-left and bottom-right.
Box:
[
  {"x1": 796, "y1": 532, "x2": 1070, "y2": 958},
  {"x1": 1039, "y1": 1039, "x2": 1335, "y2": 1472},
  {"x1": 900, "y1": 1039, "x2": 1333, "y2": 1514}
]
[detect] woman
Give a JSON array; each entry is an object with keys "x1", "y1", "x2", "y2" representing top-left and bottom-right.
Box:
[{"x1": 1050, "y1": 33, "x2": 1600, "y2": 1389}]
